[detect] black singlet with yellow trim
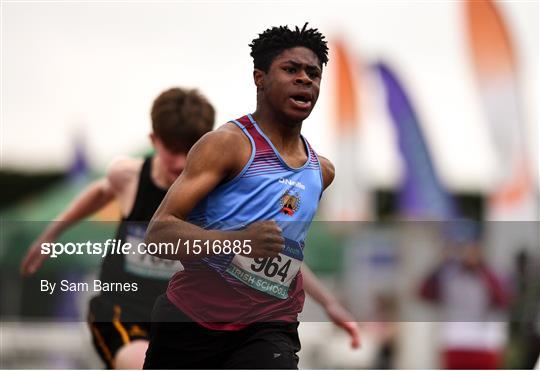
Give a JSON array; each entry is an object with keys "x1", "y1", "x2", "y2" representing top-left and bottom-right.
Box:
[{"x1": 97, "y1": 156, "x2": 182, "y2": 318}]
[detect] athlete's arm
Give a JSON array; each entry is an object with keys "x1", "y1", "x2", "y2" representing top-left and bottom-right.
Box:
[
  {"x1": 20, "y1": 157, "x2": 140, "y2": 276},
  {"x1": 301, "y1": 264, "x2": 361, "y2": 349},
  {"x1": 146, "y1": 125, "x2": 284, "y2": 261}
]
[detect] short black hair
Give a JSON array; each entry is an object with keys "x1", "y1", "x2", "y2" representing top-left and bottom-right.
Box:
[{"x1": 249, "y1": 23, "x2": 329, "y2": 72}]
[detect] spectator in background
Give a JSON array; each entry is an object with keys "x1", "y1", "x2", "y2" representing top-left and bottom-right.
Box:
[{"x1": 419, "y1": 226, "x2": 508, "y2": 369}]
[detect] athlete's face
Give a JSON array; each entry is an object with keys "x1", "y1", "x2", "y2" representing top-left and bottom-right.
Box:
[
  {"x1": 151, "y1": 135, "x2": 187, "y2": 185},
  {"x1": 255, "y1": 47, "x2": 322, "y2": 123}
]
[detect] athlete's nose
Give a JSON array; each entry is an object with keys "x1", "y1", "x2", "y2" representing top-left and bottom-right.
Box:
[{"x1": 295, "y1": 69, "x2": 312, "y2": 85}]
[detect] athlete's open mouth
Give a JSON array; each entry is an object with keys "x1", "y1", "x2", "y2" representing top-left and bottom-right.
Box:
[
  {"x1": 291, "y1": 95, "x2": 309, "y2": 103},
  {"x1": 290, "y1": 93, "x2": 312, "y2": 109}
]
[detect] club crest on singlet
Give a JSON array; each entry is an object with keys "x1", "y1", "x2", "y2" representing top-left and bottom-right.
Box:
[{"x1": 280, "y1": 189, "x2": 301, "y2": 216}]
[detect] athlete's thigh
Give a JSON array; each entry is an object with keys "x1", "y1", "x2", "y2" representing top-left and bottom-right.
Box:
[
  {"x1": 88, "y1": 295, "x2": 151, "y2": 369},
  {"x1": 114, "y1": 340, "x2": 148, "y2": 369},
  {"x1": 224, "y1": 326, "x2": 300, "y2": 369},
  {"x1": 143, "y1": 295, "x2": 225, "y2": 369}
]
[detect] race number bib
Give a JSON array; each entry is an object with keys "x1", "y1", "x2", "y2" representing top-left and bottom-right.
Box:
[
  {"x1": 225, "y1": 238, "x2": 304, "y2": 299},
  {"x1": 124, "y1": 224, "x2": 183, "y2": 279}
]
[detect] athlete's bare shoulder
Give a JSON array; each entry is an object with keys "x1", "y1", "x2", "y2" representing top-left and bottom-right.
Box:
[
  {"x1": 106, "y1": 156, "x2": 144, "y2": 193},
  {"x1": 216, "y1": 121, "x2": 250, "y2": 145},
  {"x1": 184, "y1": 121, "x2": 251, "y2": 181},
  {"x1": 190, "y1": 122, "x2": 247, "y2": 156},
  {"x1": 318, "y1": 155, "x2": 335, "y2": 190}
]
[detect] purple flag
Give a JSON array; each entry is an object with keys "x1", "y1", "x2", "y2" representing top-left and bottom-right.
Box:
[{"x1": 374, "y1": 62, "x2": 457, "y2": 219}]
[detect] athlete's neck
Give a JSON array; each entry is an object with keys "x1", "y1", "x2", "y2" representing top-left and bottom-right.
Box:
[
  {"x1": 251, "y1": 109, "x2": 303, "y2": 154},
  {"x1": 151, "y1": 156, "x2": 174, "y2": 190}
]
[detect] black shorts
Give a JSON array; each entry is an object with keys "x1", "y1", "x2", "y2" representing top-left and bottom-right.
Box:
[
  {"x1": 143, "y1": 294, "x2": 301, "y2": 369},
  {"x1": 87, "y1": 295, "x2": 152, "y2": 369}
]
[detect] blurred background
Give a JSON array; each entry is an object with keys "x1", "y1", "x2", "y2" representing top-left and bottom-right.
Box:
[{"x1": 1, "y1": 0, "x2": 538, "y2": 369}]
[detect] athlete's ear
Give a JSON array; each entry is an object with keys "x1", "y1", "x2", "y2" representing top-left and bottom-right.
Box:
[
  {"x1": 253, "y1": 69, "x2": 265, "y2": 90},
  {"x1": 149, "y1": 133, "x2": 156, "y2": 145}
]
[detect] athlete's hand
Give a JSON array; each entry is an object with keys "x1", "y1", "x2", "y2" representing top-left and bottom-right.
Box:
[
  {"x1": 324, "y1": 300, "x2": 361, "y2": 349},
  {"x1": 20, "y1": 234, "x2": 54, "y2": 276},
  {"x1": 241, "y1": 221, "x2": 284, "y2": 258}
]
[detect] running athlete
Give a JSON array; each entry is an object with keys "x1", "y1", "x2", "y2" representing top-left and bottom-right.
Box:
[
  {"x1": 143, "y1": 24, "x2": 354, "y2": 369},
  {"x1": 20, "y1": 87, "x2": 215, "y2": 369},
  {"x1": 21, "y1": 87, "x2": 359, "y2": 368}
]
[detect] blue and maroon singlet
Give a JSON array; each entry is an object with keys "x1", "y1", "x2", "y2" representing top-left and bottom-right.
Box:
[{"x1": 167, "y1": 114, "x2": 323, "y2": 330}]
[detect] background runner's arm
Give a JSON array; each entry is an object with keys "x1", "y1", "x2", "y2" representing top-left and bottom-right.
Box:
[
  {"x1": 20, "y1": 158, "x2": 132, "y2": 276},
  {"x1": 301, "y1": 264, "x2": 361, "y2": 349},
  {"x1": 146, "y1": 128, "x2": 284, "y2": 261}
]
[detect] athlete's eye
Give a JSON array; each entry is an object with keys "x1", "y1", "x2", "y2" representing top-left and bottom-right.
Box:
[
  {"x1": 307, "y1": 70, "x2": 321, "y2": 79},
  {"x1": 284, "y1": 67, "x2": 296, "y2": 74}
]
